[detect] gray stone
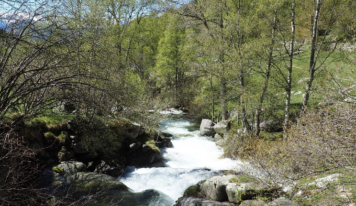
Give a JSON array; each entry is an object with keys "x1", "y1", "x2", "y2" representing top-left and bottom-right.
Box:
[
  {"x1": 174, "y1": 197, "x2": 236, "y2": 206},
  {"x1": 214, "y1": 120, "x2": 230, "y2": 134},
  {"x1": 94, "y1": 160, "x2": 125, "y2": 178},
  {"x1": 307, "y1": 174, "x2": 341, "y2": 189},
  {"x1": 200, "y1": 175, "x2": 238, "y2": 202},
  {"x1": 344, "y1": 97, "x2": 356, "y2": 104},
  {"x1": 155, "y1": 135, "x2": 174, "y2": 148},
  {"x1": 240, "y1": 200, "x2": 267, "y2": 206},
  {"x1": 200, "y1": 119, "x2": 215, "y2": 136},
  {"x1": 268, "y1": 197, "x2": 295, "y2": 206},
  {"x1": 52, "y1": 172, "x2": 174, "y2": 205},
  {"x1": 226, "y1": 182, "x2": 265, "y2": 203},
  {"x1": 55, "y1": 161, "x2": 87, "y2": 176},
  {"x1": 214, "y1": 133, "x2": 225, "y2": 146},
  {"x1": 259, "y1": 120, "x2": 282, "y2": 132}
]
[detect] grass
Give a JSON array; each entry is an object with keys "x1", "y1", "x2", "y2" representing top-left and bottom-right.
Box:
[
  {"x1": 229, "y1": 175, "x2": 256, "y2": 183},
  {"x1": 26, "y1": 115, "x2": 75, "y2": 128},
  {"x1": 292, "y1": 168, "x2": 356, "y2": 206}
]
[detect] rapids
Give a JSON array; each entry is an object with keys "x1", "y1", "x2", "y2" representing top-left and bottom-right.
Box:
[{"x1": 120, "y1": 111, "x2": 244, "y2": 205}]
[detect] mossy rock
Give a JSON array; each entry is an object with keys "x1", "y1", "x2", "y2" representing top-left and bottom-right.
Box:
[
  {"x1": 229, "y1": 175, "x2": 256, "y2": 183},
  {"x1": 52, "y1": 166, "x2": 64, "y2": 173},
  {"x1": 145, "y1": 140, "x2": 161, "y2": 153},
  {"x1": 184, "y1": 185, "x2": 201, "y2": 197}
]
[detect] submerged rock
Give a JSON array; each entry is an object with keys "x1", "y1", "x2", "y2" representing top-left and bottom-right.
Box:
[{"x1": 200, "y1": 119, "x2": 215, "y2": 136}]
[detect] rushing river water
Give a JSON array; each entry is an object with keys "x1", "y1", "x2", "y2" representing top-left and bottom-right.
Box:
[{"x1": 120, "y1": 111, "x2": 244, "y2": 205}]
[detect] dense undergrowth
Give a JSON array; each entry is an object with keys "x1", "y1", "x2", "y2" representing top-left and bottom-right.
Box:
[{"x1": 222, "y1": 103, "x2": 356, "y2": 205}]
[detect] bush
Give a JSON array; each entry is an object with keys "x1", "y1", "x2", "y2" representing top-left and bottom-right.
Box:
[
  {"x1": 0, "y1": 123, "x2": 46, "y2": 205},
  {"x1": 241, "y1": 103, "x2": 356, "y2": 200}
]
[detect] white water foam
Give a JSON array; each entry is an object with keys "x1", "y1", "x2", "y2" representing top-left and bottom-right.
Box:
[
  {"x1": 120, "y1": 119, "x2": 244, "y2": 205},
  {"x1": 159, "y1": 108, "x2": 185, "y2": 115}
]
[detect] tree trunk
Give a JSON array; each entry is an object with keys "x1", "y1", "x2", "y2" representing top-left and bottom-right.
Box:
[
  {"x1": 220, "y1": 76, "x2": 228, "y2": 120},
  {"x1": 301, "y1": 0, "x2": 322, "y2": 113},
  {"x1": 255, "y1": 16, "x2": 276, "y2": 137},
  {"x1": 239, "y1": 70, "x2": 251, "y2": 132},
  {"x1": 284, "y1": 0, "x2": 296, "y2": 129},
  {"x1": 210, "y1": 77, "x2": 215, "y2": 122}
]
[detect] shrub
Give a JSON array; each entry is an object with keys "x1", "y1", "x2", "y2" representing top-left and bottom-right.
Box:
[{"x1": 241, "y1": 103, "x2": 356, "y2": 200}]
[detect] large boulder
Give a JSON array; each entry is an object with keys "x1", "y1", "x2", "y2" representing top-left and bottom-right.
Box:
[
  {"x1": 155, "y1": 133, "x2": 174, "y2": 148},
  {"x1": 214, "y1": 120, "x2": 230, "y2": 134},
  {"x1": 117, "y1": 122, "x2": 142, "y2": 139},
  {"x1": 51, "y1": 171, "x2": 173, "y2": 205},
  {"x1": 200, "y1": 119, "x2": 215, "y2": 136},
  {"x1": 174, "y1": 197, "x2": 236, "y2": 206},
  {"x1": 126, "y1": 142, "x2": 163, "y2": 167},
  {"x1": 94, "y1": 160, "x2": 125, "y2": 178},
  {"x1": 226, "y1": 182, "x2": 272, "y2": 203},
  {"x1": 53, "y1": 161, "x2": 86, "y2": 176},
  {"x1": 200, "y1": 175, "x2": 238, "y2": 202},
  {"x1": 226, "y1": 176, "x2": 281, "y2": 204}
]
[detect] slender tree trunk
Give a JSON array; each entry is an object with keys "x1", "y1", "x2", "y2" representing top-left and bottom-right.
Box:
[
  {"x1": 235, "y1": 0, "x2": 250, "y2": 132},
  {"x1": 219, "y1": 13, "x2": 228, "y2": 121},
  {"x1": 239, "y1": 69, "x2": 251, "y2": 132},
  {"x1": 284, "y1": 0, "x2": 296, "y2": 129},
  {"x1": 175, "y1": 67, "x2": 178, "y2": 105},
  {"x1": 220, "y1": 76, "x2": 228, "y2": 120},
  {"x1": 210, "y1": 77, "x2": 215, "y2": 122},
  {"x1": 255, "y1": 16, "x2": 276, "y2": 137},
  {"x1": 301, "y1": 0, "x2": 322, "y2": 113}
]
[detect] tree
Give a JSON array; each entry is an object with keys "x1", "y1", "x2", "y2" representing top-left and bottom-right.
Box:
[
  {"x1": 0, "y1": 0, "x2": 82, "y2": 120},
  {"x1": 300, "y1": 0, "x2": 344, "y2": 113},
  {"x1": 154, "y1": 15, "x2": 186, "y2": 106}
]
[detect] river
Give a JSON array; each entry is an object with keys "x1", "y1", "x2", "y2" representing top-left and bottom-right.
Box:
[{"x1": 119, "y1": 110, "x2": 245, "y2": 205}]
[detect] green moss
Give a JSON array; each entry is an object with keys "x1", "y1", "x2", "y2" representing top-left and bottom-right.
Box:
[
  {"x1": 44, "y1": 132, "x2": 56, "y2": 139},
  {"x1": 183, "y1": 186, "x2": 200, "y2": 197},
  {"x1": 229, "y1": 175, "x2": 256, "y2": 183},
  {"x1": 52, "y1": 166, "x2": 64, "y2": 173},
  {"x1": 27, "y1": 115, "x2": 73, "y2": 126},
  {"x1": 44, "y1": 132, "x2": 67, "y2": 143},
  {"x1": 145, "y1": 140, "x2": 161, "y2": 153}
]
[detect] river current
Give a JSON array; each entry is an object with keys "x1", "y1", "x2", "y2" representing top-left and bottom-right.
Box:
[{"x1": 119, "y1": 110, "x2": 244, "y2": 205}]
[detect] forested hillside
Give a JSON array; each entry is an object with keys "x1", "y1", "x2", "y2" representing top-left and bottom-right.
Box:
[{"x1": 1, "y1": 0, "x2": 356, "y2": 205}]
